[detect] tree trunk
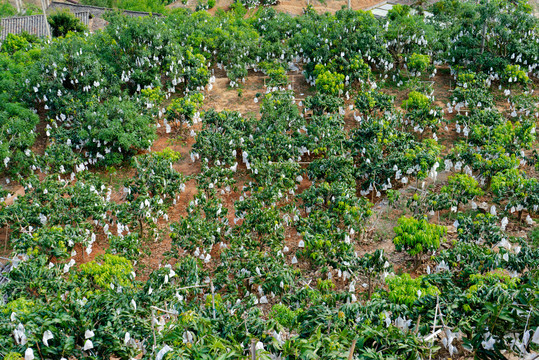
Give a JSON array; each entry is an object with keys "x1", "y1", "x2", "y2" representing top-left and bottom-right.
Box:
[
  {"x1": 367, "y1": 275, "x2": 372, "y2": 299},
  {"x1": 480, "y1": 22, "x2": 487, "y2": 54},
  {"x1": 480, "y1": 0, "x2": 490, "y2": 54},
  {"x1": 348, "y1": 340, "x2": 357, "y2": 360},
  {"x1": 413, "y1": 254, "x2": 421, "y2": 270}
]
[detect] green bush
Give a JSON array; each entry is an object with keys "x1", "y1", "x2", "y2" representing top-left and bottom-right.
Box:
[
  {"x1": 108, "y1": 233, "x2": 142, "y2": 260},
  {"x1": 491, "y1": 169, "x2": 539, "y2": 220},
  {"x1": 440, "y1": 173, "x2": 484, "y2": 209},
  {"x1": 270, "y1": 304, "x2": 300, "y2": 328},
  {"x1": 467, "y1": 269, "x2": 519, "y2": 295},
  {"x1": 402, "y1": 91, "x2": 430, "y2": 110},
  {"x1": 455, "y1": 213, "x2": 504, "y2": 247},
  {"x1": 407, "y1": 53, "x2": 431, "y2": 74},
  {"x1": 1, "y1": 298, "x2": 35, "y2": 316},
  {"x1": 167, "y1": 92, "x2": 204, "y2": 127},
  {"x1": 48, "y1": 10, "x2": 88, "y2": 37},
  {"x1": 529, "y1": 227, "x2": 539, "y2": 247},
  {"x1": 266, "y1": 66, "x2": 288, "y2": 87},
  {"x1": 314, "y1": 64, "x2": 345, "y2": 96},
  {"x1": 0, "y1": 101, "x2": 40, "y2": 176},
  {"x1": 79, "y1": 97, "x2": 157, "y2": 165},
  {"x1": 393, "y1": 216, "x2": 446, "y2": 265},
  {"x1": 0, "y1": 0, "x2": 17, "y2": 17},
  {"x1": 4, "y1": 353, "x2": 23, "y2": 360},
  {"x1": 304, "y1": 93, "x2": 344, "y2": 115},
  {"x1": 382, "y1": 273, "x2": 440, "y2": 306},
  {"x1": 41, "y1": 142, "x2": 82, "y2": 174},
  {"x1": 0, "y1": 33, "x2": 29, "y2": 55},
  {"x1": 502, "y1": 64, "x2": 529, "y2": 86},
  {"x1": 80, "y1": 0, "x2": 167, "y2": 12},
  {"x1": 79, "y1": 254, "x2": 134, "y2": 289},
  {"x1": 13, "y1": 226, "x2": 88, "y2": 258},
  {"x1": 355, "y1": 89, "x2": 394, "y2": 114}
]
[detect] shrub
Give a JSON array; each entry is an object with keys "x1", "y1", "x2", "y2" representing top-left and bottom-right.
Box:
[
  {"x1": 167, "y1": 92, "x2": 204, "y2": 127},
  {"x1": 270, "y1": 304, "x2": 300, "y2": 328},
  {"x1": 529, "y1": 227, "x2": 539, "y2": 247},
  {"x1": 467, "y1": 269, "x2": 519, "y2": 295},
  {"x1": 316, "y1": 278, "x2": 336, "y2": 293},
  {"x1": 48, "y1": 10, "x2": 88, "y2": 37},
  {"x1": 502, "y1": 65, "x2": 529, "y2": 86},
  {"x1": 266, "y1": 66, "x2": 288, "y2": 87},
  {"x1": 355, "y1": 89, "x2": 394, "y2": 114},
  {"x1": 0, "y1": 100, "x2": 40, "y2": 176},
  {"x1": 403, "y1": 91, "x2": 443, "y2": 133},
  {"x1": 455, "y1": 213, "x2": 504, "y2": 247},
  {"x1": 382, "y1": 273, "x2": 440, "y2": 306},
  {"x1": 0, "y1": 0, "x2": 17, "y2": 17},
  {"x1": 108, "y1": 233, "x2": 142, "y2": 260},
  {"x1": 491, "y1": 169, "x2": 539, "y2": 220},
  {"x1": 13, "y1": 226, "x2": 87, "y2": 258},
  {"x1": 314, "y1": 64, "x2": 345, "y2": 96},
  {"x1": 304, "y1": 94, "x2": 344, "y2": 115},
  {"x1": 79, "y1": 97, "x2": 157, "y2": 165},
  {"x1": 402, "y1": 91, "x2": 430, "y2": 110},
  {"x1": 326, "y1": 55, "x2": 371, "y2": 83},
  {"x1": 2, "y1": 298, "x2": 35, "y2": 316},
  {"x1": 236, "y1": 0, "x2": 278, "y2": 9},
  {"x1": 357, "y1": 249, "x2": 392, "y2": 299},
  {"x1": 79, "y1": 254, "x2": 134, "y2": 289},
  {"x1": 4, "y1": 353, "x2": 23, "y2": 360},
  {"x1": 0, "y1": 33, "x2": 29, "y2": 55},
  {"x1": 393, "y1": 216, "x2": 446, "y2": 266},
  {"x1": 346, "y1": 55, "x2": 371, "y2": 82},
  {"x1": 128, "y1": 151, "x2": 186, "y2": 200},
  {"x1": 440, "y1": 173, "x2": 484, "y2": 209},
  {"x1": 407, "y1": 53, "x2": 431, "y2": 74},
  {"x1": 41, "y1": 142, "x2": 82, "y2": 174}
]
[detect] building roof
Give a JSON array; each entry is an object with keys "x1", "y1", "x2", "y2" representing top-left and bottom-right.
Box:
[
  {"x1": 0, "y1": 11, "x2": 90, "y2": 41},
  {"x1": 369, "y1": 2, "x2": 396, "y2": 18}
]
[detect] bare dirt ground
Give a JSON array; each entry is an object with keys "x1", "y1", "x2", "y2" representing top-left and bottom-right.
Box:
[
  {"x1": 168, "y1": 0, "x2": 539, "y2": 19},
  {"x1": 1, "y1": 35, "x2": 537, "y2": 360},
  {"x1": 167, "y1": 0, "x2": 406, "y2": 14},
  {"x1": 2, "y1": 63, "x2": 536, "y2": 284},
  {"x1": 135, "y1": 67, "x2": 450, "y2": 280},
  {"x1": 0, "y1": 4, "x2": 536, "y2": 360}
]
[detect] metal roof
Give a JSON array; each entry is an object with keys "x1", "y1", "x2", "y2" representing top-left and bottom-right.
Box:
[
  {"x1": 0, "y1": 11, "x2": 90, "y2": 41},
  {"x1": 367, "y1": 1, "x2": 434, "y2": 18}
]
